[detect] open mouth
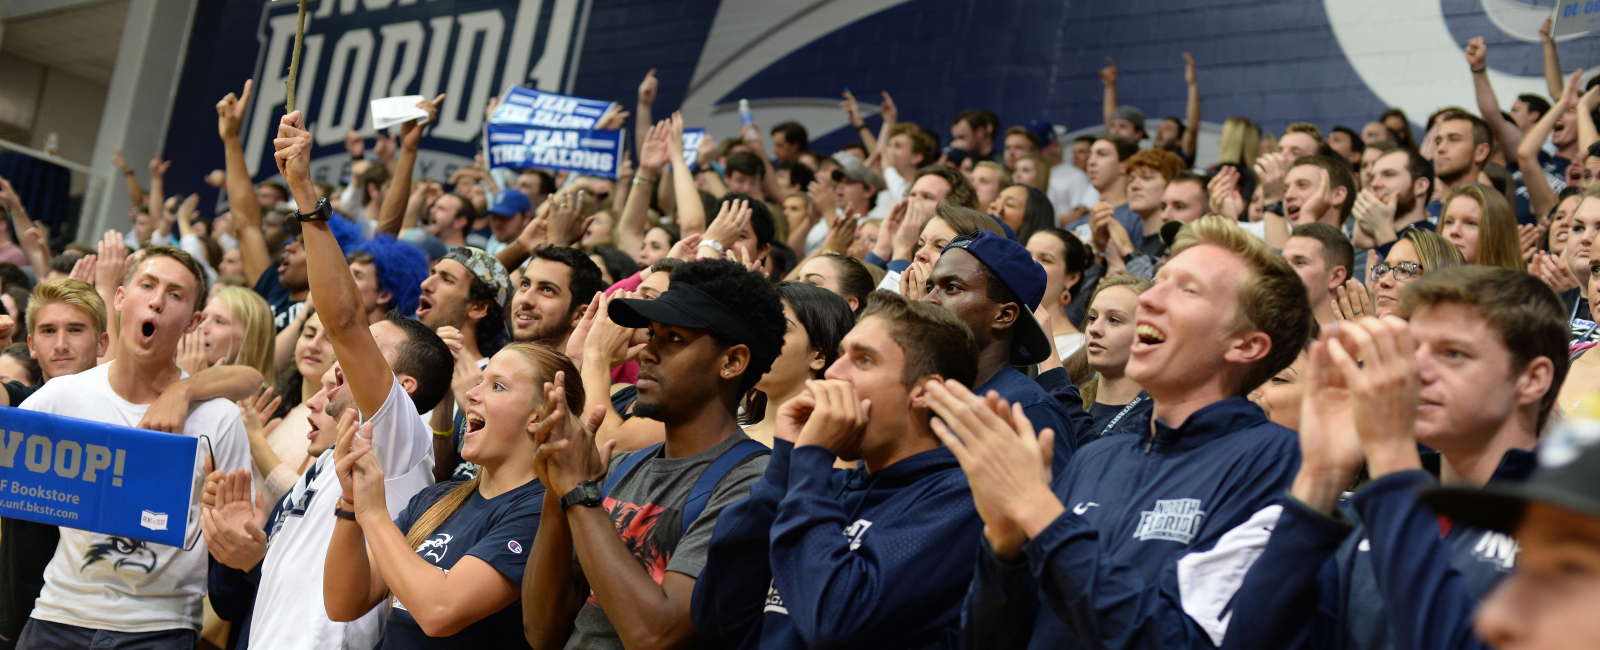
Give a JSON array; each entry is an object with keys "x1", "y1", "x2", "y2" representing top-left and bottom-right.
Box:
[
  {"x1": 1134, "y1": 324, "x2": 1166, "y2": 349},
  {"x1": 306, "y1": 417, "x2": 319, "y2": 441},
  {"x1": 514, "y1": 309, "x2": 537, "y2": 324},
  {"x1": 416, "y1": 296, "x2": 434, "y2": 317},
  {"x1": 465, "y1": 413, "x2": 485, "y2": 434},
  {"x1": 140, "y1": 320, "x2": 156, "y2": 339}
]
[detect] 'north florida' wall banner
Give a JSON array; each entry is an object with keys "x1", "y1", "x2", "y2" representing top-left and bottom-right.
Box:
[
  {"x1": 225, "y1": 0, "x2": 596, "y2": 190},
  {"x1": 486, "y1": 85, "x2": 623, "y2": 177},
  {"x1": 0, "y1": 407, "x2": 204, "y2": 548}
]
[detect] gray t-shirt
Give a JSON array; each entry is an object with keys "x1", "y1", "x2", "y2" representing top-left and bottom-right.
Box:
[{"x1": 564, "y1": 431, "x2": 768, "y2": 650}]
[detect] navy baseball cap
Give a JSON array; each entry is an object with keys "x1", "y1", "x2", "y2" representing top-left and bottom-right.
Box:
[
  {"x1": 1420, "y1": 418, "x2": 1600, "y2": 534},
  {"x1": 486, "y1": 188, "x2": 532, "y2": 216},
  {"x1": 942, "y1": 231, "x2": 1052, "y2": 366},
  {"x1": 609, "y1": 283, "x2": 780, "y2": 379},
  {"x1": 1025, "y1": 120, "x2": 1057, "y2": 147}
]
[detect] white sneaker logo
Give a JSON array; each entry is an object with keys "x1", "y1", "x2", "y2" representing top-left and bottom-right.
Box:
[{"x1": 1072, "y1": 502, "x2": 1099, "y2": 515}]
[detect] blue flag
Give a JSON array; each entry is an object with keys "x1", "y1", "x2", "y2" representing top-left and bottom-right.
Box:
[{"x1": 0, "y1": 407, "x2": 204, "y2": 548}]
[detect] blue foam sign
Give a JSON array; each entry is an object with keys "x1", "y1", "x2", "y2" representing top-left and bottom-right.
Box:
[
  {"x1": 485, "y1": 123, "x2": 624, "y2": 179},
  {"x1": 487, "y1": 85, "x2": 624, "y2": 178},
  {"x1": 0, "y1": 407, "x2": 203, "y2": 548},
  {"x1": 682, "y1": 128, "x2": 708, "y2": 169},
  {"x1": 490, "y1": 85, "x2": 617, "y2": 131}
]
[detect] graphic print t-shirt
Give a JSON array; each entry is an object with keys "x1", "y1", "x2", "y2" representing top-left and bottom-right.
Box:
[
  {"x1": 20, "y1": 363, "x2": 249, "y2": 633},
  {"x1": 384, "y1": 480, "x2": 544, "y2": 649},
  {"x1": 564, "y1": 432, "x2": 767, "y2": 650}
]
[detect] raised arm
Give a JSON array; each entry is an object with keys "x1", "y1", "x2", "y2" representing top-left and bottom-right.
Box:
[
  {"x1": 1520, "y1": 70, "x2": 1581, "y2": 219},
  {"x1": 1541, "y1": 18, "x2": 1564, "y2": 102},
  {"x1": 1182, "y1": 53, "x2": 1201, "y2": 159},
  {"x1": 377, "y1": 95, "x2": 443, "y2": 237},
  {"x1": 0, "y1": 178, "x2": 48, "y2": 271},
  {"x1": 667, "y1": 113, "x2": 706, "y2": 236},
  {"x1": 619, "y1": 120, "x2": 669, "y2": 259},
  {"x1": 274, "y1": 109, "x2": 396, "y2": 420},
  {"x1": 112, "y1": 147, "x2": 145, "y2": 209},
  {"x1": 146, "y1": 156, "x2": 169, "y2": 235},
  {"x1": 841, "y1": 91, "x2": 877, "y2": 154},
  {"x1": 743, "y1": 124, "x2": 786, "y2": 204},
  {"x1": 874, "y1": 91, "x2": 899, "y2": 159},
  {"x1": 636, "y1": 68, "x2": 657, "y2": 159},
  {"x1": 217, "y1": 80, "x2": 271, "y2": 287},
  {"x1": 1467, "y1": 38, "x2": 1526, "y2": 160},
  {"x1": 1578, "y1": 86, "x2": 1599, "y2": 155},
  {"x1": 1101, "y1": 57, "x2": 1119, "y2": 130}
]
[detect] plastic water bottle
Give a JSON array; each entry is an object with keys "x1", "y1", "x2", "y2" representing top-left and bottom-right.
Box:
[{"x1": 739, "y1": 99, "x2": 754, "y2": 130}]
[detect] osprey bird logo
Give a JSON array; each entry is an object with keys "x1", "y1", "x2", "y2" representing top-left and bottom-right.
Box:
[
  {"x1": 81, "y1": 537, "x2": 158, "y2": 573},
  {"x1": 416, "y1": 534, "x2": 453, "y2": 563}
]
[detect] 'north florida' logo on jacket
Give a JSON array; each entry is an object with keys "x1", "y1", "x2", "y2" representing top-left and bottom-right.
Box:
[
  {"x1": 1134, "y1": 498, "x2": 1206, "y2": 544},
  {"x1": 844, "y1": 519, "x2": 873, "y2": 551}
]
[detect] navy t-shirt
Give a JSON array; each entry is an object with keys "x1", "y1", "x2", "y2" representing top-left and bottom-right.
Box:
[
  {"x1": 252, "y1": 265, "x2": 305, "y2": 332},
  {"x1": 382, "y1": 480, "x2": 545, "y2": 649},
  {"x1": 1087, "y1": 393, "x2": 1153, "y2": 440}
]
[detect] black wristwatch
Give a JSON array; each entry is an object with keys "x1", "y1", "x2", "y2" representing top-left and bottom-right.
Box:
[
  {"x1": 1263, "y1": 201, "x2": 1284, "y2": 217},
  {"x1": 292, "y1": 196, "x2": 332, "y2": 226},
  {"x1": 559, "y1": 481, "x2": 603, "y2": 511}
]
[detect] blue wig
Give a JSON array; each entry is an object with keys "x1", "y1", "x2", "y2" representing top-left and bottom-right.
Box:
[
  {"x1": 351, "y1": 235, "x2": 430, "y2": 317},
  {"x1": 327, "y1": 215, "x2": 366, "y2": 253}
]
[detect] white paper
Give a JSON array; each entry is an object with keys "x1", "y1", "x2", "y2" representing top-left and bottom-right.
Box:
[{"x1": 370, "y1": 95, "x2": 431, "y2": 130}]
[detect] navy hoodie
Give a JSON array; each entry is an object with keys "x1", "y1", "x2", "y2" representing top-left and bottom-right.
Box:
[
  {"x1": 1226, "y1": 449, "x2": 1534, "y2": 650},
  {"x1": 693, "y1": 439, "x2": 983, "y2": 650},
  {"x1": 961, "y1": 396, "x2": 1300, "y2": 650}
]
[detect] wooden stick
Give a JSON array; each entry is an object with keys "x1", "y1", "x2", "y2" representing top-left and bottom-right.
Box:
[{"x1": 284, "y1": 0, "x2": 309, "y2": 113}]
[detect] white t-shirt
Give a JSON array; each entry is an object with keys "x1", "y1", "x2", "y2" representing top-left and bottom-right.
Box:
[
  {"x1": 22, "y1": 363, "x2": 249, "y2": 633},
  {"x1": 1239, "y1": 220, "x2": 1268, "y2": 242},
  {"x1": 1055, "y1": 333, "x2": 1086, "y2": 360},
  {"x1": 249, "y1": 376, "x2": 435, "y2": 649},
  {"x1": 1048, "y1": 163, "x2": 1099, "y2": 218}
]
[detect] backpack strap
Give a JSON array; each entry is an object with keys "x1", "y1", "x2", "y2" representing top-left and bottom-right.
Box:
[
  {"x1": 681, "y1": 439, "x2": 770, "y2": 533},
  {"x1": 601, "y1": 443, "x2": 662, "y2": 498}
]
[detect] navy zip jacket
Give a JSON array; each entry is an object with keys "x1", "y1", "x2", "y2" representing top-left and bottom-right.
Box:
[
  {"x1": 978, "y1": 366, "x2": 1082, "y2": 475},
  {"x1": 1226, "y1": 449, "x2": 1534, "y2": 650},
  {"x1": 694, "y1": 439, "x2": 983, "y2": 650},
  {"x1": 961, "y1": 397, "x2": 1300, "y2": 650}
]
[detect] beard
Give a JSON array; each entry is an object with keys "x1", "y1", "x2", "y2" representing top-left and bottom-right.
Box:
[
  {"x1": 420, "y1": 299, "x2": 467, "y2": 330},
  {"x1": 1394, "y1": 183, "x2": 1418, "y2": 217},
  {"x1": 514, "y1": 310, "x2": 572, "y2": 344},
  {"x1": 633, "y1": 394, "x2": 665, "y2": 421}
]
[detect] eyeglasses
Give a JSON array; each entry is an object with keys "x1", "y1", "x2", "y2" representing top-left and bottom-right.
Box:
[{"x1": 1370, "y1": 261, "x2": 1424, "y2": 281}]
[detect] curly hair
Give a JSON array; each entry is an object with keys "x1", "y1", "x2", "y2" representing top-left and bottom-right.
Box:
[{"x1": 667, "y1": 259, "x2": 787, "y2": 395}]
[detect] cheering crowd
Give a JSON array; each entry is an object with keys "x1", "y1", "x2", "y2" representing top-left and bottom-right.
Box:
[{"x1": 0, "y1": 17, "x2": 1599, "y2": 650}]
